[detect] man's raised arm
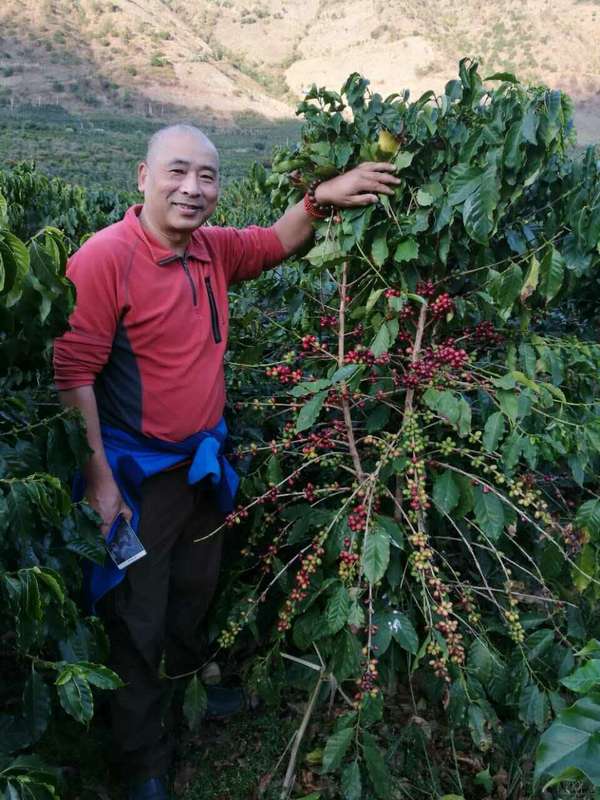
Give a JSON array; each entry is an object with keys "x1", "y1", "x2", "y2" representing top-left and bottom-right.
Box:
[{"x1": 272, "y1": 162, "x2": 401, "y2": 256}]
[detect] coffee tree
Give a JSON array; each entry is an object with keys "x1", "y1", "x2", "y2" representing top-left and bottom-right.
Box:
[
  {"x1": 217, "y1": 61, "x2": 600, "y2": 797},
  {"x1": 0, "y1": 162, "x2": 133, "y2": 242},
  {"x1": 0, "y1": 185, "x2": 124, "y2": 798}
]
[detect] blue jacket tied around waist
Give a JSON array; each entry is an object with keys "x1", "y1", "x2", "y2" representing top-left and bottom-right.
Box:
[{"x1": 79, "y1": 418, "x2": 239, "y2": 611}]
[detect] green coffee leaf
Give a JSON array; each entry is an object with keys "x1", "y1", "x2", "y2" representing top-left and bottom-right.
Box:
[
  {"x1": 75, "y1": 663, "x2": 123, "y2": 691},
  {"x1": 561, "y1": 660, "x2": 600, "y2": 694},
  {"x1": 56, "y1": 672, "x2": 94, "y2": 725},
  {"x1": 295, "y1": 391, "x2": 327, "y2": 433},
  {"x1": 393, "y1": 239, "x2": 419, "y2": 263},
  {"x1": 519, "y1": 683, "x2": 549, "y2": 730},
  {"x1": 473, "y1": 486, "x2": 505, "y2": 541},
  {"x1": 536, "y1": 691, "x2": 600, "y2": 785},
  {"x1": 362, "y1": 731, "x2": 390, "y2": 798},
  {"x1": 483, "y1": 412, "x2": 506, "y2": 452},
  {"x1": 341, "y1": 760, "x2": 362, "y2": 800},
  {"x1": 183, "y1": 674, "x2": 207, "y2": 732},
  {"x1": 326, "y1": 584, "x2": 351, "y2": 634},
  {"x1": 22, "y1": 667, "x2": 51, "y2": 744},
  {"x1": 322, "y1": 727, "x2": 353, "y2": 773},
  {"x1": 361, "y1": 526, "x2": 390, "y2": 583},
  {"x1": 433, "y1": 470, "x2": 460, "y2": 515},
  {"x1": 371, "y1": 231, "x2": 389, "y2": 267},
  {"x1": 330, "y1": 629, "x2": 362, "y2": 682},
  {"x1": 576, "y1": 500, "x2": 600, "y2": 537},
  {"x1": 539, "y1": 246, "x2": 565, "y2": 303},
  {"x1": 389, "y1": 611, "x2": 418, "y2": 654}
]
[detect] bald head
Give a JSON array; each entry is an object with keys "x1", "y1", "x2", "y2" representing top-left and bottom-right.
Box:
[
  {"x1": 145, "y1": 124, "x2": 218, "y2": 166},
  {"x1": 137, "y1": 123, "x2": 221, "y2": 243}
]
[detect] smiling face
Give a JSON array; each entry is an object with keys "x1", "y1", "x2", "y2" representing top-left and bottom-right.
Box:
[{"x1": 137, "y1": 127, "x2": 220, "y2": 241}]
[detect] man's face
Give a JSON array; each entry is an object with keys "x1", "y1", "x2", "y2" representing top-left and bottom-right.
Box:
[{"x1": 137, "y1": 131, "x2": 220, "y2": 234}]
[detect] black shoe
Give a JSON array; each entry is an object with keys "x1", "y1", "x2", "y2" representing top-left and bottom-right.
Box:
[
  {"x1": 205, "y1": 685, "x2": 256, "y2": 720},
  {"x1": 128, "y1": 776, "x2": 170, "y2": 800}
]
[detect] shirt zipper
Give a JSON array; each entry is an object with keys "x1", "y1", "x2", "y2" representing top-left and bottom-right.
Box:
[
  {"x1": 204, "y1": 275, "x2": 222, "y2": 344},
  {"x1": 180, "y1": 255, "x2": 198, "y2": 306},
  {"x1": 166, "y1": 253, "x2": 221, "y2": 344}
]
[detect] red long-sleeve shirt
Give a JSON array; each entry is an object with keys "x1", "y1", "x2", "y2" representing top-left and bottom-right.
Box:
[{"x1": 53, "y1": 205, "x2": 286, "y2": 441}]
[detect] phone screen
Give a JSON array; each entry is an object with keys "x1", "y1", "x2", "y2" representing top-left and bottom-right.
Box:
[{"x1": 105, "y1": 514, "x2": 147, "y2": 570}]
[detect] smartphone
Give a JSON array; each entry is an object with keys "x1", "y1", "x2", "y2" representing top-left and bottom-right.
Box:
[{"x1": 105, "y1": 513, "x2": 147, "y2": 570}]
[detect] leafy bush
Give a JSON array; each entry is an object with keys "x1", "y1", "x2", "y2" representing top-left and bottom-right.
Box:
[
  {"x1": 149, "y1": 53, "x2": 169, "y2": 67},
  {"x1": 216, "y1": 60, "x2": 600, "y2": 797},
  {"x1": 0, "y1": 162, "x2": 135, "y2": 241},
  {"x1": 0, "y1": 184, "x2": 123, "y2": 797}
]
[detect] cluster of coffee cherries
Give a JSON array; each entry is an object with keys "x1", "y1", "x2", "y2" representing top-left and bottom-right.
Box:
[
  {"x1": 416, "y1": 279, "x2": 436, "y2": 298},
  {"x1": 405, "y1": 455, "x2": 430, "y2": 511},
  {"x1": 503, "y1": 605, "x2": 525, "y2": 644},
  {"x1": 403, "y1": 339, "x2": 469, "y2": 388},
  {"x1": 257, "y1": 486, "x2": 279, "y2": 505},
  {"x1": 473, "y1": 320, "x2": 503, "y2": 346},
  {"x1": 432, "y1": 340, "x2": 469, "y2": 369},
  {"x1": 398, "y1": 303, "x2": 416, "y2": 322},
  {"x1": 430, "y1": 292, "x2": 455, "y2": 319},
  {"x1": 458, "y1": 588, "x2": 482, "y2": 626},
  {"x1": 400, "y1": 412, "x2": 430, "y2": 514},
  {"x1": 224, "y1": 505, "x2": 250, "y2": 528},
  {"x1": 344, "y1": 346, "x2": 377, "y2": 366},
  {"x1": 300, "y1": 334, "x2": 319, "y2": 351},
  {"x1": 297, "y1": 334, "x2": 329, "y2": 359},
  {"x1": 348, "y1": 502, "x2": 369, "y2": 532},
  {"x1": 347, "y1": 494, "x2": 381, "y2": 532},
  {"x1": 281, "y1": 421, "x2": 301, "y2": 450},
  {"x1": 505, "y1": 475, "x2": 552, "y2": 524},
  {"x1": 385, "y1": 288, "x2": 416, "y2": 321},
  {"x1": 411, "y1": 536, "x2": 467, "y2": 681},
  {"x1": 439, "y1": 436, "x2": 456, "y2": 457},
  {"x1": 562, "y1": 523, "x2": 587, "y2": 556},
  {"x1": 320, "y1": 314, "x2": 337, "y2": 329},
  {"x1": 435, "y1": 613, "x2": 465, "y2": 668},
  {"x1": 265, "y1": 364, "x2": 303, "y2": 385},
  {"x1": 502, "y1": 577, "x2": 525, "y2": 643},
  {"x1": 354, "y1": 654, "x2": 380, "y2": 704},
  {"x1": 259, "y1": 543, "x2": 280, "y2": 575},
  {"x1": 303, "y1": 482, "x2": 316, "y2": 502},
  {"x1": 408, "y1": 529, "x2": 435, "y2": 575},
  {"x1": 427, "y1": 640, "x2": 450, "y2": 683},
  {"x1": 388, "y1": 280, "x2": 454, "y2": 321},
  {"x1": 301, "y1": 429, "x2": 336, "y2": 458},
  {"x1": 277, "y1": 538, "x2": 326, "y2": 632},
  {"x1": 423, "y1": 577, "x2": 467, "y2": 676},
  {"x1": 338, "y1": 536, "x2": 360, "y2": 583},
  {"x1": 466, "y1": 454, "x2": 553, "y2": 527},
  {"x1": 218, "y1": 618, "x2": 243, "y2": 648}
]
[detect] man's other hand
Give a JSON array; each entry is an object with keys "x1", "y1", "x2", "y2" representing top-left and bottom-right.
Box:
[
  {"x1": 86, "y1": 475, "x2": 132, "y2": 538},
  {"x1": 315, "y1": 162, "x2": 401, "y2": 208}
]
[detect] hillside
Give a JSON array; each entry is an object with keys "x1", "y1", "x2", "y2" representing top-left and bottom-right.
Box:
[{"x1": 0, "y1": 0, "x2": 599, "y2": 142}]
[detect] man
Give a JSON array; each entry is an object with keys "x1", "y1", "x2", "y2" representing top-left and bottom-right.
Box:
[{"x1": 53, "y1": 124, "x2": 399, "y2": 800}]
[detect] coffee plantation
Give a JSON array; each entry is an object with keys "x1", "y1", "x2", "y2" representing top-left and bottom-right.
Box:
[{"x1": 2, "y1": 60, "x2": 600, "y2": 799}]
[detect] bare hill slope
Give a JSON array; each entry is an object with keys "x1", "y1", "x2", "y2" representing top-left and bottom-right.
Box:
[{"x1": 0, "y1": 0, "x2": 598, "y2": 141}]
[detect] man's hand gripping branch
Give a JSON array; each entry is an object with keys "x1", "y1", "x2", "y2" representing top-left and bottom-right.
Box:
[{"x1": 272, "y1": 162, "x2": 401, "y2": 256}]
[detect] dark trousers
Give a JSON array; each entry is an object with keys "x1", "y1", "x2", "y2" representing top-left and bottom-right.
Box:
[{"x1": 98, "y1": 467, "x2": 224, "y2": 781}]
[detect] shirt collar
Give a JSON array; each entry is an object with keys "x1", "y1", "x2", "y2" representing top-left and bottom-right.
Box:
[{"x1": 125, "y1": 204, "x2": 211, "y2": 264}]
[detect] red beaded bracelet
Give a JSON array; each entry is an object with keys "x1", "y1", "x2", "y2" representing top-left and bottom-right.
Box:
[
  {"x1": 304, "y1": 179, "x2": 333, "y2": 219},
  {"x1": 303, "y1": 192, "x2": 329, "y2": 219}
]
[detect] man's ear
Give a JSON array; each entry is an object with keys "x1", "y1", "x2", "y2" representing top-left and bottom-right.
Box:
[{"x1": 137, "y1": 162, "x2": 148, "y2": 193}]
